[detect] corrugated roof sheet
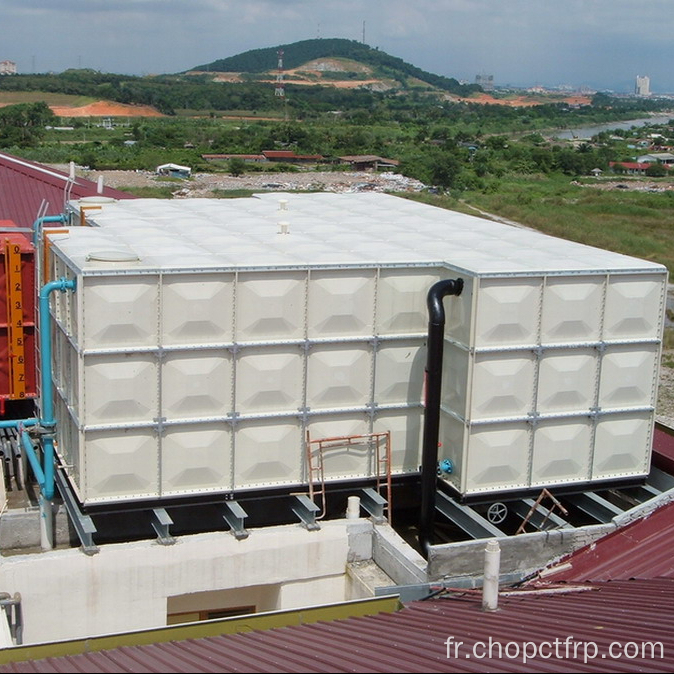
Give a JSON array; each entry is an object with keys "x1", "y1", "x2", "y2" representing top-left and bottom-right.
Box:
[
  {"x1": 536, "y1": 500, "x2": 674, "y2": 583},
  {"x1": 0, "y1": 151, "x2": 134, "y2": 228},
  {"x1": 653, "y1": 423, "x2": 674, "y2": 473},
  {"x1": 2, "y1": 579, "x2": 673, "y2": 672}
]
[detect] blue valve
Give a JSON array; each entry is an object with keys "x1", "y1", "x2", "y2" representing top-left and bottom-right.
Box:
[{"x1": 439, "y1": 458, "x2": 453, "y2": 475}]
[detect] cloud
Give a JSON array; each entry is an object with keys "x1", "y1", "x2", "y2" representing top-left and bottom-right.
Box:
[{"x1": 0, "y1": 0, "x2": 671, "y2": 89}]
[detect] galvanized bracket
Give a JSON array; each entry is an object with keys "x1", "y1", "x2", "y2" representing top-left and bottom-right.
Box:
[
  {"x1": 360, "y1": 488, "x2": 387, "y2": 524},
  {"x1": 435, "y1": 491, "x2": 506, "y2": 539},
  {"x1": 150, "y1": 508, "x2": 175, "y2": 545},
  {"x1": 54, "y1": 468, "x2": 99, "y2": 555},
  {"x1": 222, "y1": 500, "x2": 249, "y2": 540},
  {"x1": 291, "y1": 494, "x2": 320, "y2": 531}
]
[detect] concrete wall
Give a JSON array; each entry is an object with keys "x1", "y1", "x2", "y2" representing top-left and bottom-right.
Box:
[{"x1": 0, "y1": 520, "x2": 361, "y2": 644}]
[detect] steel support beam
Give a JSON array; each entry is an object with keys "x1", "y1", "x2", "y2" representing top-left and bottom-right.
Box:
[
  {"x1": 53, "y1": 468, "x2": 98, "y2": 555},
  {"x1": 222, "y1": 501, "x2": 249, "y2": 540},
  {"x1": 291, "y1": 494, "x2": 320, "y2": 531},
  {"x1": 647, "y1": 466, "x2": 674, "y2": 492},
  {"x1": 567, "y1": 492, "x2": 623, "y2": 523},
  {"x1": 435, "y1": 492, "x2": 506, "y2": 539},
  {"x1": 150, "y1": 508, "x2": 175, "y2": 545},
  {"x1": 360, "y1": 488, "x2": 386, "y2": 523}
]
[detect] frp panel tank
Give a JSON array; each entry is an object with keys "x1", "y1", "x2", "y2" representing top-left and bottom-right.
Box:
[{"x1": 50, "y1": 193, "x2": 667, "y2": 504}]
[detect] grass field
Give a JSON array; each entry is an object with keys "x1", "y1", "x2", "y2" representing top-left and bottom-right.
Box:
[
  {"x1": 409, "y1": 174, "x2": 674, "y2": 274},
  {"x1": 0, "y1": 91, "x2": 97, "y2": 107}
]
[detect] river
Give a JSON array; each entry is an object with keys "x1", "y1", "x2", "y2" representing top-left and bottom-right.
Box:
[{"x1": 551, "y1": 114, "x2": 673, "y2": 140}]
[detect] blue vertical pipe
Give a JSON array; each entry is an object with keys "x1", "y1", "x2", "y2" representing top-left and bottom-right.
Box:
[
  {"x1": 32, "y1": 214, "x2": 68, "y2": 246},
  {"x1": 39, "y1": 277, "x2": 76, "y2": 500}
]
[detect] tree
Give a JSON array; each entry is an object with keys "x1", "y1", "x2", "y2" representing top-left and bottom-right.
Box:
[
  {"x1": 645, "y1": 163, "x2": 668, "y2": 177},
  {"x1": 228, "y1": 158, "x2": 246, "y2": 177},
  {"x1": 0, "y1": 101, "x2": 55, "y2": 147}
]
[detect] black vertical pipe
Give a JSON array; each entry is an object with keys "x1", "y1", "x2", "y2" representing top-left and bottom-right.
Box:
[{"x1": 419, "y1": 277, "x2": 463, "y2": 557}]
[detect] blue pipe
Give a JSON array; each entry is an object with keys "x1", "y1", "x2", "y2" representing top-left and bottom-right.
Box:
[
  {"x1": 0, "y1": 419, "x2": 38, "y2": 429},
  {"x1": 32, "y1": 214, "x2": 68, "y2": 246},
  {"x1": 38, "y1": 277, "x2": 76, "y2": 500},
  {"x1": 21, "y1": 431, "x2": 45, "y2": 490}
]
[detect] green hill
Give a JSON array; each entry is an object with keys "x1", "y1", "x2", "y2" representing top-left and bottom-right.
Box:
[{"x1": 192, "y1": 38, "x2": 481, "y2": 96}]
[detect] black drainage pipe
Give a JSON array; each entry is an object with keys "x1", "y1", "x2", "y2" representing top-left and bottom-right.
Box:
[{"x1": 419, "y1": 277, "x2": 464, "y2": 558}]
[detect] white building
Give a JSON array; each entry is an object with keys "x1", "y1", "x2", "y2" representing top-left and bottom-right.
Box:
[
  {"x1": 635, "y1": 75, "x2": 650, "y2": 97},
  {"x1": 0, "y1": 61, "x2": 17, "y2": 76}
]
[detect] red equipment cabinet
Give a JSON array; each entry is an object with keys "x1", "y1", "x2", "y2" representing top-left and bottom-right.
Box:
[{"x1": 0, "y1": 221, "x2": 36, "y2": 415}]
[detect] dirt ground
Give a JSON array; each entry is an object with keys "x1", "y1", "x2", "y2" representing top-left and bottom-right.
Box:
[
  {"x1": 50, "y1": 101, "x2": 164, "y2": 117},
  {"x1": 81, "y1": 168, "x2": 426, "y2": 196}
]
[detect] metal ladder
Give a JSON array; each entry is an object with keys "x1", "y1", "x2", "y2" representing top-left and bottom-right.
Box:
[
  {"x1": 515, "y1": 488, "x2": 568, "y2": 535},
  {"x1": 4, "y1": 239, "x2": 27, "y2": 403},
  {"x1": 305, "y1": 431, "x2": 392, "y2": 523}
]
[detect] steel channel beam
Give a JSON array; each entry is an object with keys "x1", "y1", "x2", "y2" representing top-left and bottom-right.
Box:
[
  {"x1": 567, "y1": 491, "x2": 624, "y2": 522},
  {"x1": 435, "y1": 492, "x2": 506, "y2": 539}
]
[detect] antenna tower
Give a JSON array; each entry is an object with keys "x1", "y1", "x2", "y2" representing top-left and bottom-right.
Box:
[{"x1": 275, "y1": 49, "x2": 285, "y2": 98}]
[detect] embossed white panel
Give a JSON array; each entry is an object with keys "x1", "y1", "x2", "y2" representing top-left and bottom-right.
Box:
[
  {"x1": 599, "y1": 345, "x2": 658, "y2": 409},
  {"x1": 83, "y1": 355, "x2": 157, "y2": 425},
  {"x1": 541, "y1": 277, "x2": 603, "y2": 343},
  {"x1": 470, "y1": 352, "x2": 536, "y2": 420},
  {"x1": 605, "y1": 274, "x2": 664, "y2": 339},
  {"x1": 441, "y1": 342, "x2": 470, "y2": 419},
  {"x1": 438, "y1": 412, "x2": 467, "y2": 493},
  {"x1": 464, "y1": 423, "x2": 530, "y2": 492},
  {"x1": 308, "y1": 271, "x2": 374, "y2": 337},
  {"x1": 376, "y1": 269, "x2": 442, "y2": 335},
  {"x1": 162, "y1": 274, "x2": 233, "y2": 345},
  {"x1": 234, "y1": 420, "x2": 302, "y2": 488},
  {"x1": 83, "y1": 429, "x2": 159, "y2": 501},
  {"x1": 531, "y1": 420, "x2": 592, "y2": 486},
  {"x1": 537, "y1": 349, "x2": 597, "y2": 413},
  {"x1": 82, "y1": 277, "x2": 158, "y2": 348},
  {"x1": 593, "y1": 414, "x2": 652, "y2": 478},
  {"x1": 373, "y1": 410, "x2": 423, "y2": 473},
  {"x1": 375, "y1": 341, "x2": 425, "y2": 405},
  {"x1": 236, "y1": 347, "x2": 302, "y2": 414},
  {"x1": 307, "y1": 345, "x2": 372, "y2": 409},
  {"x1": 474, "y1": 278, "x2": 541, "y2": 347},
  {"x1": 306, "y1": 415, "x2": 372, "y2": 479},
  {"x1": 236, "y1": 272, "x2": 305, "y2": 342},
  {"x1": 162, "y1": 424, "x2": 231, "y2": 494},
  {"x1": 163, "y1": 352, "x2": 231, "y2": 420}
]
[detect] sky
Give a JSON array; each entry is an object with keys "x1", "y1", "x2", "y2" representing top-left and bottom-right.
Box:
[{"x1": 1, "y1": 0, "x2": 673, "y2": 93}]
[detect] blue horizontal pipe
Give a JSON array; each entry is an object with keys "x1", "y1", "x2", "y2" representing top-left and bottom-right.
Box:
[
  {"x1": 0, "y1": 418, "x2": 38, "y2": 429},
  {"x1": 21, "y1": 431, "x2": 45, "y2": 490},
  {"x1": 32, "y1": 214, "x2": 67, "y2": 246}
]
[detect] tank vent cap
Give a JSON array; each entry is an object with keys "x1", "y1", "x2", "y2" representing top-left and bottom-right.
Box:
[
  {"x1": 278, "y1": 221, "x2": 290, "y2": 235},
  {"x1": 85, "y1": 250, "x2": 140, "y2": 263},
  {"x1": 279, "y1": 199, "x2": 288, "y2": 211}
]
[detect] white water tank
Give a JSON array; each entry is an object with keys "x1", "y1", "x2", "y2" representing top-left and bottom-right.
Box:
[{"x1": 48, "y1": 194, "x2": 666, "y2": 504}]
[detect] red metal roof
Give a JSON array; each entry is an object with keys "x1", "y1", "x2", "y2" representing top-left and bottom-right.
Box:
[
  {"x1": 201, "y1": 154, "x2": 266, "y2": 160},
  {"x1": 536, "y1": 500, "x2": 674, "y2": 583},
  {"x1": 653, "y1": 423, "x2": 674, "y2": 474},
  {"x1": 0, "y1": 151, "x2": 134, "y2": 229},
  {"x1": 3, "y1": 579, "x2": 673, "y2": 673},
  {"x1": 608, "y1": 161, "x2": 654, "y2": 170},
  {"x1": 262, "y1": 150, "x2": 297, "y2": 159}
]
